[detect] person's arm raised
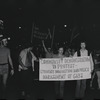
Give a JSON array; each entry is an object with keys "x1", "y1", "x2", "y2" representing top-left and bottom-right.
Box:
[{"x1": 42, "y1": 40, "x2": 48, "y2": 53}]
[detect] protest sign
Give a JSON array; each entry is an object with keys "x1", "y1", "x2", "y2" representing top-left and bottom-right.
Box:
[
  {"x1": 34, "y1": 31, "x2": 47, "y2": 39},
  {"x1": 33, "y1": 27, "x2": 48, "y2": 40},
  {"x1": 39, "y1": 56, "x2": 91, "y2": 81}
]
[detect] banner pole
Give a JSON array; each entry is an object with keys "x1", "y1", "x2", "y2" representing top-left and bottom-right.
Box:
[
  {"x1": 31, "y1": 22, "x2": 34, "y2": 43},
  {"x1": 51, "y1": 25, "x2": 55, "y2": 49}
]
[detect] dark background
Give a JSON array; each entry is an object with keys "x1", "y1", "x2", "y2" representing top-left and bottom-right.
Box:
[
  {"x1": 0, "y1": 0, "x2": 100, "y2": 49},
  {"x1": 0, "y1": 1, "x2": 100, "y2": 100}
]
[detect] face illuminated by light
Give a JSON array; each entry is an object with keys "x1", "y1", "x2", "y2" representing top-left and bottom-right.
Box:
[
  {"x1": 58, "y1": 47, "x2": 64, "y2": 55},
  {"x1": 80, "y1": 42, "x2": 86, "y2": 49},
  {"x1": 2, "y1": 39, "x2": 8, "y2": 46}
]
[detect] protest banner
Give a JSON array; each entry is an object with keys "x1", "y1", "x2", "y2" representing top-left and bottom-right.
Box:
[
  {"x1": 33, "y1": 26, "x2": 48, "y2": 40},
  {"x1": 34, "y1": 31, "x2": 47, "y2": 39},
  {"x1": 39, "y1": 56, "x2": 91, "y2": 81}
]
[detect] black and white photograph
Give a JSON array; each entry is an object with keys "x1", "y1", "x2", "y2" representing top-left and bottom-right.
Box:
[{"x1": 0, "y1": 0, "x2": 100, "y2": 100}]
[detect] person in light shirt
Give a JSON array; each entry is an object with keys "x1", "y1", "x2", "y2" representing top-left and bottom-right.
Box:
[
  {"x1": 18, "y1": 43, "x2": 37, "y2": 98},
  {"x1": 74, "y1": 41, "x2": 94, "y2": 99}
]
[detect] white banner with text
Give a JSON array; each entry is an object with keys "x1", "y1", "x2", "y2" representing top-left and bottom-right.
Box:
[{"x1": 39, "y1": 56, "x2": 91, "y2": 81}]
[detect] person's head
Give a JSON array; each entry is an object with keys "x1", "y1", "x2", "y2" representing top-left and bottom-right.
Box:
[
  {"x1": 0, "y1": 20, "x2": 4, "y2": 30},
  {"x1": 2, "y1": 38, "x2": 8, "y2": 46},
  {"x1": 68, "y1": 48, "x2": 71, "y2": 52},
  {"x1": 0, "y1": 20, "x2": 3, "y2": 25},
  {"x1": 80, "y1": 41, "x2": 86, "y2": 49},
  {"x1": 58, "y1": 47, "x2": 64, "y2": 55},
  {"x1": 25, "y1": 43, "x2": 33, "y2": 51},
  {"x1": 47, "y1": 47, "x2": 51, "y2": 52},
  {"x1": 95, "y1": 50, "x2": 100, "y2": 56},
  {"x1": 27, "y1": 46, "x2": 33, "y2": 51},
  {"x1": 72, "y1": 48, "x2": 75, "y2": 52}
]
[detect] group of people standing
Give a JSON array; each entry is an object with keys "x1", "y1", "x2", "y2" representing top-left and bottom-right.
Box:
[
  {"x1": 0, "y1": 36, "x2": 99, "y2": 100},
  {"x1": 42, "y1": 40, "x2": 94, "y2": 100},
  {"x1": 0, "y1": 20, "x2": 100, "y2": 100}
]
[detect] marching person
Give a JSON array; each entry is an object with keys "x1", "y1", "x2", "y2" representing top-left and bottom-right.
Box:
[
  {"x1": 18, "y1": 43, "x2": 37, "y2": 98},
  {"x1": 64, "y1": 48, "x2": 72, "y2": 57},
  {"x1": 71, "y1": 49, "x2": 75, "y2": 56},
  {"x1": 0, "y1": 19, "x2": 14, "y2": 99},
  {"x1": 74, "y1": 41, "x2": 94, "y2": 99},
  {"x1": 91, "y1": 50, "x2": 100, "y2": 89},
  {"x1": 53, "y1": 46, "x2": 65, "y2": 99},
  {"x1": 42, "y1": 40, "x2": 53, "y2": 58},
  {"x1": 0, "y1": 37, "x2": 14, "y2": 98}
]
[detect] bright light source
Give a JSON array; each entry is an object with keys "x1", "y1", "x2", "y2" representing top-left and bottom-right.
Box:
[
  {"x1": 64, "y1": 25, "x2": 67, "y2": 27},
  {"x1": 19, "y1": 26, "x2": 21, "y2": 29},
  {"x1": 8, "y1": 37, "x2": 10, "y2": 40}
]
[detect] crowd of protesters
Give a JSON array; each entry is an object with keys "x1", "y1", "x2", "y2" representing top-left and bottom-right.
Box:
[{"x1": 0, "y1": 20, "x2": 100, "y2": 100}]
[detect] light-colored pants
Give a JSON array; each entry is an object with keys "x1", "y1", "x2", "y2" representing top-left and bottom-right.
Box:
[
  {"x1": 96, "y1": 71, "x2": 100, "y2": 88},
  {"x1": 75, "y1": 79, "x2": 86, "y2": 98}
]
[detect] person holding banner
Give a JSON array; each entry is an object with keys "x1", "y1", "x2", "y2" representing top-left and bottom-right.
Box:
[
  {"x1": 53, "y1": 46, "x2": 65, "y2": 99},
  {"x1": 74, "y1": 41, "x2": 94, "y2": 99},
  {"x1": 64, "y1": 48, "x2": 72, "y2": 57}
]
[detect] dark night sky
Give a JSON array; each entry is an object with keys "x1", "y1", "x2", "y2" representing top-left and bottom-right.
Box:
[{"x1": 0, "y1": 0, "x2": 100, "y2": 49}]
